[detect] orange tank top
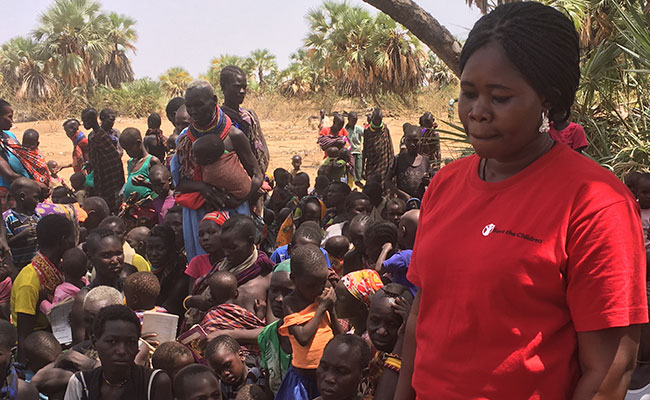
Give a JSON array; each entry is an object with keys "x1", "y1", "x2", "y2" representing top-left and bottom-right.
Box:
[{"x1": 278, "y1": 302, "x2": 334, "y2": 369}]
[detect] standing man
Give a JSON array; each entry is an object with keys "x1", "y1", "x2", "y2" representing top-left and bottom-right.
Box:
[
  {"x1": 62, "y1": 118, "x2": 89, "y2": 174},
  {"x1": 82, "y1": 108, "x2": 124, "y2": 214},
  {"x1": 363, "y1": 108, "x2": 394, "y2": 188},
  {"x1": 345, "y1": 112, "x2": 364, "y2": 186},
  {"x1": 220, "y1": 66, "x2": 270, "y2": 175},
  {"x1": 99, "y1": 108, "x2": 123, "y2": 157}
]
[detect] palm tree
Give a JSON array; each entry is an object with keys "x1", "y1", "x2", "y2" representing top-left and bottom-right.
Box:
[
  {"x1": 33, "y1": 0, "x2": 110, "y2": 87},
  {"x1": 0, "y1": 36, "x2": 56, "y2": 101},
  {"x1": 95, "y1": 12, "x2": 137, "y2": 87},
  {"x1": 159, "y1": 67, "x2": 192, "y2": 97},
  {"x1": 247, "y1": 49, "x2": 277, "y2": 89}
]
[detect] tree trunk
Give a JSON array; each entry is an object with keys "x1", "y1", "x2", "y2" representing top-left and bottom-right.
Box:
[{"x1": 362, "y1": 0, "x2": 463, "y2": 77}]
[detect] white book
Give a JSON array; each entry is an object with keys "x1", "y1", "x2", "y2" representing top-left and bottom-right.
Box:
[{"x1": 141, "y1": 312, "x2": 179, "y2": 344}]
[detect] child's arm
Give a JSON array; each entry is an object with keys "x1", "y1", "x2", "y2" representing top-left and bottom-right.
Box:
[
  {"x1": 285, "y1": 289, "x2": 334, "y2": 347},
  {"x1": 327, "y1": 301, "x2": 344, "y2": 336},
  {"x1": 375, "y1": 242, "x2": 393, "y2": 273}
]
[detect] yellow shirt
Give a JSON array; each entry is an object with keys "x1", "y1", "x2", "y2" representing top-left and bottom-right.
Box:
[
  {"x1": 123, "y1": 242, "x2": 150, "y2": 272},
  {"x1": 10, "y1": 264, "x2": 50, "y2": 330}
]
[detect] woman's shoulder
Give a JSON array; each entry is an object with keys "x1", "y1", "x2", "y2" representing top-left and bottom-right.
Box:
[{"x1": 552, "y1": 145, "x2": 635, "y2": 209}]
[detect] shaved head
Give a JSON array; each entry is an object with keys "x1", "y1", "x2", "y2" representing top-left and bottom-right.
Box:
[
  {"x1": 149, "y1": 164, "x2": 171, "y2": 180},
  {"x1": 398, "y1": 209, "x2": 419, "y2": 250}
]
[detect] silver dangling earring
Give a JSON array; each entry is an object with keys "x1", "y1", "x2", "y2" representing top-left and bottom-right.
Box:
[{"x1": 539, "y1": 111, "x2": 550, "y2": 134}]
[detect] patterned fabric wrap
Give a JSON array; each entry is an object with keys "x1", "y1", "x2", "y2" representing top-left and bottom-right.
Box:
[
  {"x1": 201, "y1": 210, "x2": 230, "y2": 226},
  {"x1": 0, "y1": 363, "x2": 18, "y2": 400},
  {"x1": 341, "y1": 269, "x2": 384, "y2": 308},
  {"x1": 222, "y1": 105, "x2": 269, "y2": 173},
  {"x1": 176, "y1": 106, "x2": 232, "y2": 181},
  {"x1": 201, "y1": 303, "x2": 264, "y2": 332},
  {"x1": 1, "y1": 142, "x2": 49, "y2": 186},
  {"x1": 31, "y1": 251, "x2": 64, "y2": 299},
  {"x1": 88, "y1": 128, "x2": 124, "y2": 210},
  {"x1": 363, "y1": 124, "x2": 394, "y2": 187}
]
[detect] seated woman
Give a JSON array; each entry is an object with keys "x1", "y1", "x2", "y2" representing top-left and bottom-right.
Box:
[{"x1": 63, "y1": 305, "x2": 172, "y2": 400}]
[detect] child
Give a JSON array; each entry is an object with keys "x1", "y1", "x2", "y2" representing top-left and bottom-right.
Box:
[
  {"x1": 165, "y1": 135, "x2": 177, "y2": 170},
  {"x1": 324, "y1": 235, "x2": 350, "y2": 276},
  {"x1": 126, "y1": 226, "x2": 150, "y2": 259},
  {"x1": 270, "y1": 224, "x2": 329, "y2": 265},
  {"x1": 311, "y1": 175, "x2": 329, "y2": 199},
  {"x1": 342, "y1": 213, "x2": 373, "y2": 274},
  {"x1": 11, "y1": 129, "x2": 50, "y2": 188},
  {"x1": 124, "y1": 271, "x2": 167, "y2": 321},
  {"x1": 145, "y1": 112, "x2": 167, "y2": 162},
  {"x1": 320, "y1": 147, "x2": 348, "y2": 183},
  {"x1": 315, "y1": 334, "x2": 371, "y2": 400},
  {"x1": 0, "y1": 320, "x2": 38, "y2": 398},
  {"x1": 149, "y1": 165, "x2": 176, "y2": 224},
  {"x1": 345, "y1": 112, "x2": 364, "y2": 185},
  {"x1": 381, "y1": 198, "x2": 406, "y2": 226},
  {"x1": 206, "y1": 335, "x2": 266, "y2": 400},
  {"x1": 119, "y1": 127, "x2": 161, "y2": 202},
  {"x1": 152, "y1": 341, "x2": 195, "y2": 382},
  {"x1": 372, "y1": 211, "x2": 419, "y2": 297},
  {"x1": 269, "y1": 168, "x2": 293, "y2": 215},
  {"x1": 385, "y1": 124, "x2": 430, "y2": 200},
  {"x1": 258, "y1": 262, "x2": 294, "y2": 395},
  {"x1": 548, "y1": 109, "x2": 588, "y2": 153},
  {"x1": 276, "y1": 244, "x2": 342, "y2": 400},
  {"x1": 191, "y1": 133, "x2": 252, "y2": 200},
  {"x1": 4, "y1": 178, "x2": 42, "y2": 269},
  {"x1": 201, "y1": 271, "x2": 265, "y2": 333},
  {"x1": 47, "y1": 160, "x2": 67, "y2": 189},
  {"x1": 22, "y1": 330, "x2": 62, "y2": 375},
  {"x1": 39, "y1": 247, "x2": 88, "y2": 314},
  {"x1": 291, "y1": 155, "x2": 302, "y2": 177},
  {"x1": 69, "y1": 172, "x2": 88, "y2": 206},
  {"x1": 173, "y1": 364, "x2": 222, "y2": 400}
]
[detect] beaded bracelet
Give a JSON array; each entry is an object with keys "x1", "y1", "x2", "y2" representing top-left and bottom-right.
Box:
[
  {"x1": 383, "y1": 353, "x2": 401, "y2": 361},
  {"x1": 384, "y1": 356, "x2": 402, "y2": 373}
]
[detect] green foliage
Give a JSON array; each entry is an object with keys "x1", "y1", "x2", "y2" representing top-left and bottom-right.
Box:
[
  {"x1": 91, "y1": 78, "x2": 162, "y2": 118},
  {"x1": 159, "y1": 67, "x2": 193, "y2": 97}
]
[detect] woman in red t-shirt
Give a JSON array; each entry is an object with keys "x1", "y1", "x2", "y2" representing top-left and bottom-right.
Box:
[{"x1": 395, "y1": 3, "x2": 647, "y2": 400}]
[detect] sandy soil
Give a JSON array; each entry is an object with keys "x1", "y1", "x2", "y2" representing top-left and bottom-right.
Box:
[{"x1": 12, "y1": 115, "x2": 469, "y2": 183}]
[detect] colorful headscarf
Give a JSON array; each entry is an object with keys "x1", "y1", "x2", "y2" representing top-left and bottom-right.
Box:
[
  {"x1": 201, "y1": 210, "x2": 230, "y2": 226},
  {"x1": 340, "y1": 269, "x2": 384, "y2": 307}
]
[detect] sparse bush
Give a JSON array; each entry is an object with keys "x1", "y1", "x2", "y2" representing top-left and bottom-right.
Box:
[{"x1": 90, "y1": 79, "x2": 163, "y2": 118}]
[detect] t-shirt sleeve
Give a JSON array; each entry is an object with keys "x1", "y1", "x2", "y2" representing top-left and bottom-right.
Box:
[
  {"x1": 566, "y1": 199, "x2": 648, "y2": 331},
  {"x1": 184, "y1": 258, "x2": 202, "y2": 279},
  {"x1": 571, "y1": 124, "x2": 589, "y2": 149},
  {"x1": 383, "y1": 252, "x2": 408, "y2": 273},
  {"x1": 270, "y1": 249, "x2": 281, "y2": 264},
  {"x1": 13, "y1": 269, "x2": 39, "y2": 316}
]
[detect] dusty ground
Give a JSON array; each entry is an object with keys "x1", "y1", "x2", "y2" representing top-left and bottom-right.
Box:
[{"x1": 13, "y1": 115, "x2": 470, "y2": 183}]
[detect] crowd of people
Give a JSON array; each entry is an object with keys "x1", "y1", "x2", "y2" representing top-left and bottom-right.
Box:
[{"x1": 0, "y1": 2, "x2": 648, "y2": 400}]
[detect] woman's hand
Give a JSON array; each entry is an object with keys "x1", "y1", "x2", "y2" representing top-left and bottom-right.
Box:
[{"x1": 199, "y1": 183, "x2": 226, "y2": 209}]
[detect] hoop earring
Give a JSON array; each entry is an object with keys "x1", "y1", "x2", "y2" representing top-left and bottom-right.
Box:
[{"x1": 539, "y1": 111, "x2": 550, "y2": 134}]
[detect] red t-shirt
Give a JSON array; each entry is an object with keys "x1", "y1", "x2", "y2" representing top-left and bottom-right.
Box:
[
  {"x1": 408, "y1": 143, "x2": 647, "y2": 399},
  {"x1": 549, "y1": 122, "x2": 588, "y2": 150}
]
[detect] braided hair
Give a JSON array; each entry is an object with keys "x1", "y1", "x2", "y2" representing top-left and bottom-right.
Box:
[
  {"x1": 459, "y1": 2, "x2": 580, "y2": 122},
  {"x1": 364, "y1": 220, "x2": 398, "y2": 248}
]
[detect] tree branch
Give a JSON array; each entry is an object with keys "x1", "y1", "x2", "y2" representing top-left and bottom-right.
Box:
[{"x1": 362, "y1": 0, "x2": 463, "y2": 76}]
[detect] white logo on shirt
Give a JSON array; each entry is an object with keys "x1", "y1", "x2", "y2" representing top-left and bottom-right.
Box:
[{"x1": 482, "y1": 223, "x2": 495, "y2": 237}]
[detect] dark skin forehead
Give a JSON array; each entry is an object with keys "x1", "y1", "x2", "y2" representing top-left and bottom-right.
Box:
[{"x1": 270, "y1": 270, "x2": 293, "y2": 289}]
